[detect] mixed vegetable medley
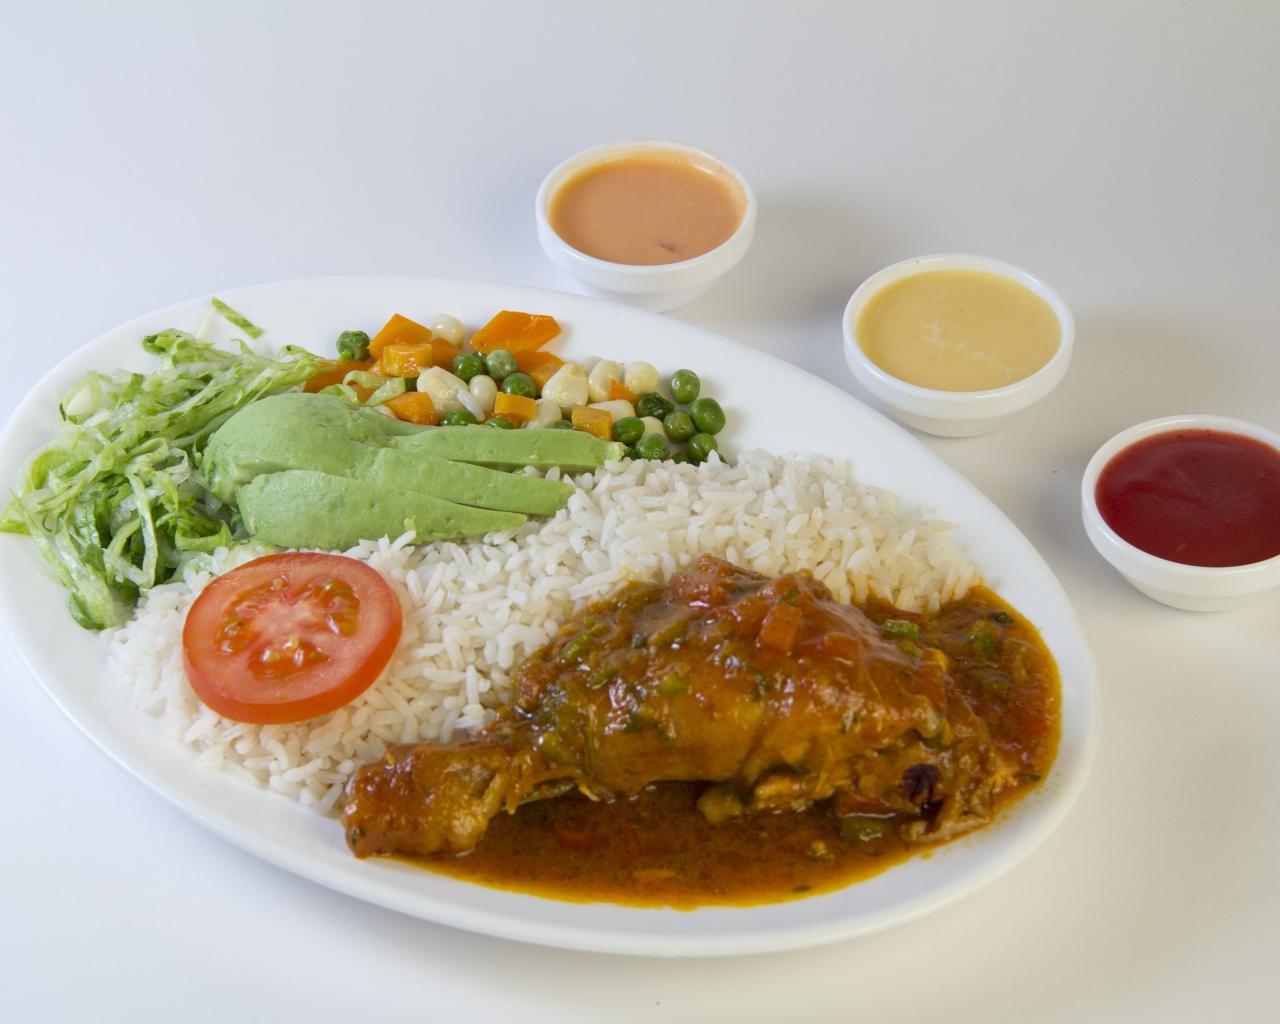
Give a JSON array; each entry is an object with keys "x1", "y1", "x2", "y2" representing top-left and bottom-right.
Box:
[{"x1": 313, "y1": 308, "x2": 726, "y2": 464}]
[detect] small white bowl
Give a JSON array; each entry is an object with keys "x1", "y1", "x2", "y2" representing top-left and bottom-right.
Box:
[
  {"x1": 535, "y1": 139, "x2": 756, "y2": 313},
  {"x1": 842, "y1": 254, "x2": 1074, "y2": 436},
  {"x1": 1081, "y1": 414, "x2": 1280, "y2": 611}
]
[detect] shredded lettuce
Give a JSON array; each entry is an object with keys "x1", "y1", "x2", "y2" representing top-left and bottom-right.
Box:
[
  {"x1": 1, "y1": 325, "x2": 320, "y2": 629},
  {"x1": 210, "y1": 297, "x2": 264, "y2": 339}
]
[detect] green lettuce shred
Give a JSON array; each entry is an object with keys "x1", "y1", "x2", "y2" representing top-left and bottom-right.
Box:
[
  {"x1": 211, "y1": 297, "x2": 264, "y2": 339},
  {"x1": 1, "y1": 325, "x2": 320, "y2": 629}
]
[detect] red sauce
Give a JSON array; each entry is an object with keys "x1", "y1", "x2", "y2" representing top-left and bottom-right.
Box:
[{"x1": 1095, "y1": 429, "x2": 1280, "y2": 567}]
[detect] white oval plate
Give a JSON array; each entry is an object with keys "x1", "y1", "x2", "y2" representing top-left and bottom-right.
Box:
[{"x1": 0, "y1": 277, "x2": 1098, "y2": 957}]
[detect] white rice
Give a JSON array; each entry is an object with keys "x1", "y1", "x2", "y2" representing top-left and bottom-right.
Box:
[{"x1": 103, "y1": 450, "x2": 978, "y2": 815}]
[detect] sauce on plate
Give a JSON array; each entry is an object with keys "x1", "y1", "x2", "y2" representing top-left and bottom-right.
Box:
[
  {"x1": 405, "y1": 587, "x2": 1060, "y2": 908},
  {"x1": 857, "y1": 269, "x2": 1061, "y2": 391},
  {"x1": 1095, "y1": 429, "x2": 1280, "y2": 566},
  {"x1": 548, "y1": 150, "x2": 746, "y2": 266}
]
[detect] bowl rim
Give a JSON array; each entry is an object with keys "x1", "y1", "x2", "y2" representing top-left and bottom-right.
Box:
[
  {"x1": 1081, "y1": 413, "x2": 1280, "y2": 583},
  {"x1": 534, "y1": 138, "x2": 758, "y2": 279},
  {"x1": 841, "y1": 253, "x2": 1075, "y2": 414}
]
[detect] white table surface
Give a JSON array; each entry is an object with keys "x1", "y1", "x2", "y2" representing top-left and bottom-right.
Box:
[{"x1": 2, "y1": 3, "x2": 1277, "y2": 1021}]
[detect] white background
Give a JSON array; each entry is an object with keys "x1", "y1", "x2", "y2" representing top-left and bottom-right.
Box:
[{"x1": 2, "y1": 2, "x2": 1277, "y2": 1021}]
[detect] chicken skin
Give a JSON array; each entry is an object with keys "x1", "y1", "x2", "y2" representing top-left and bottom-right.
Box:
[{"x1": 343, "y1": 556, "x2": 1018, "y2": 858}]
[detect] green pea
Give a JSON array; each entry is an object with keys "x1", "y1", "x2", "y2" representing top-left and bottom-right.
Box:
[
  {"x1": 500, "y1": 372, "x2": 536, "y2": 398},
  {"x1": 633, "y1": 433, "x2": 671, "y2": 461},
  {"x1": 485, "y1": 416, "x2": 515, "y2": 429},
  {"x1": 441, "y1": 408, "x2": 477, "y2": 426},
  {"x1": 612, "y1": 416, "x2": 645, "y2": 445},
  {"x1": 686, "y1": 432, "x2": 719, "y2": 463},
  {"x1": 484, "y1": 349, "x2": 518, "y2": 379},
  {"x1": 450, "y1": 353, "x2": 486, "y2": 382},
  {"x1": 635, "y1": 392, "x2": 674, "y2": 419},
  {"x1": 671, "y1": 450, "x2": 692, "y2": 465},
  {"x1": 335, "y1": 330, "x2": 370, "y2": 361},
  {"x1": 669, "y1": 369, "x2": 700, "y2": 405},
  {"x1": 549, "y1": 419, "x2": 575, "y2": 429},
  {"x1": 663, "y1": 410, "x2": 695, "y2": 442},
  {"x1": 689, "y1": 397, "x2": 725, "y2": 435}
]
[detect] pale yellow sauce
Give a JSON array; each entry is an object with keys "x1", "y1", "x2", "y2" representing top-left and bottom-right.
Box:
[
  {"x1": 549, "y1": 150, "x2": 745, "y2": 266},
  {"x1": 857, "y1": 269, "x2": 1061, "y2": 391}
]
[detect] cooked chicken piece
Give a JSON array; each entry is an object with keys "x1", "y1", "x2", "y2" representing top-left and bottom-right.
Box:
[{"x1": 343, "y1": 556, "x2": 1016, "y2": 858}]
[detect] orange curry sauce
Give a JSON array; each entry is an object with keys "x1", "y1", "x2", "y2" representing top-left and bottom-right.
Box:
[{"x1": 405, "y1": 586, "x2": 1059, "y2": 908}]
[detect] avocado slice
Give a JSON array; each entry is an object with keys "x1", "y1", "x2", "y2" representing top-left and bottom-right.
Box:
[
  {"x1": 393, "y1": 425, "x2": 626, "y2": 471},
  {"x1": 202, "y1": 392, "x2": 573, "y2": 515},
  {"x1": 236, "y1": 471, "x2": 526, "y2": 550}
]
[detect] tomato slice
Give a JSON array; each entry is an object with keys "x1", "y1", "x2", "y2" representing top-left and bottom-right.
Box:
[{"x1": 182, "y1": 553, "x2": 403, "y2": 724}]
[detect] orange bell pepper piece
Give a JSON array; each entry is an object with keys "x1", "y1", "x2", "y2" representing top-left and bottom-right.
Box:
[
  {"x1": 380, "y1": 343, "x2": 434, "y2": 378},
  {"x1": 515, "y1": 349, "x2": 565, "y2": 389},
  {"x1": 470, "y1": 310, "x2": 561, "y2": 355},
  {"x1": 382, "y1": 391, "x2": 438, "y2": 425},
  {"x1": 368, "y1": 313, "x2": 434, "y2": 359},
  {"x1": 303, "y1": 360, "x2": 373, "y2": 393},
  {"x1": 571, "y1": 405, "x2": 613, "y2": 440},
  {"x1": 609, "y1": 379, "x2": 638, "y2": 403},
  {"x1": 493, "y1": 392, "x2": 538, "y2": 425},
  {"x1": 431, "y1": 339, "x2": 461, "y2": 369}
]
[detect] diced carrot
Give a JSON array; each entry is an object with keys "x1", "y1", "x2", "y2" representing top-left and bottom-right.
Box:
[
  {"x1": 431, "y1": 338, "x2": 461, "y2": 369},
  {"x1": 515, "y1": 349, "x2": 565, "y2": 389},
  {"x1": 571, "y1": 404, "x2": 613, "y2": 440},
  {"x1": 470, "y1": 310, "x2": 561, "y2": 355},
  {"x1": 303, "y1": 360, "x2": 372, "y2": 393},
  {"x1": 383, "y1": 391, "x2": 437, "y2": 425},
  {"x1": 493, "y1": 392, "x2": 538, "y2": 425},
  {"x1": 368, "y1": 313, "x2": 434, "y2": 358},
  {"x1": 757, "y1": 603, "x2": 802, "y2": 655},
  {"x1": 609, "y1": 378, "x2": 638, "y2": 403},
  {"x1": 380, "y1": 343, "x2": 434, "y2": 378}
]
